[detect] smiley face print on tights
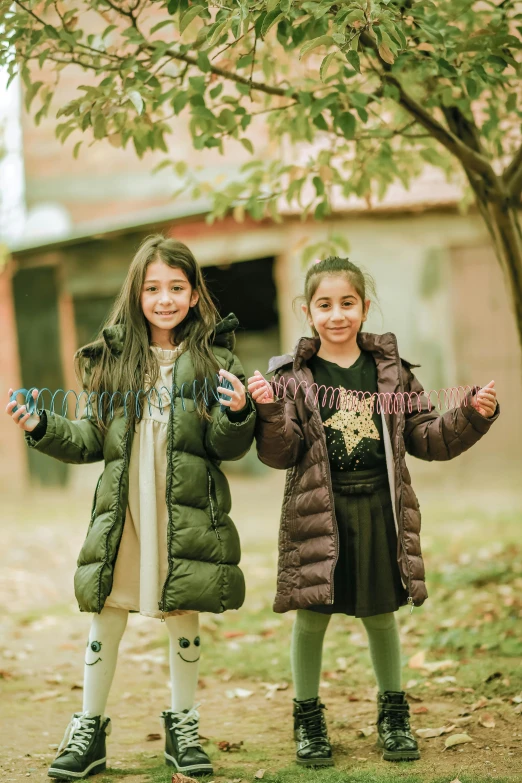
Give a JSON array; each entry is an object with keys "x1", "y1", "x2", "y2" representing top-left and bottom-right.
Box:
[
  {"x1": 177, "y1": 636, "x2": 200, "y2": 663},
  {"x1": 85, "y1": 640, "x2": 102, "y2": 666}
]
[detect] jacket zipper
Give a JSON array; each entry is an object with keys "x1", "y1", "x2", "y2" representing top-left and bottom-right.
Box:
[
  {"x1": 303, "y1": 364, "x2": 339, "y2": 606},
  {"x1": 97, "y1": 427, "x2": 130, "y2": 613},
  {"x1": 160, "y1": 359, "x2": 179, "y2": 615},
  {"x1": 207, "y1": 469, "x2": 221, "y2": 540},
  {"x1": 389, "y1": 334, "x2": 415, "y2": 611}
]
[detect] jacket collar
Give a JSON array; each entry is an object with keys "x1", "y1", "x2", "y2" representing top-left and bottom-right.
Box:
[
  {"x1": 78, "y1": 313, "x2": 240, "y2": 359},
  {"x1": 267, "y1": 332, "x2": 410, "y2": 374}
]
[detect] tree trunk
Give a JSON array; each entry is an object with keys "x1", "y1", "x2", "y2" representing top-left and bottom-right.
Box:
[{"x1": 471, "y1": 193, "x2": 522, "y2": 352}]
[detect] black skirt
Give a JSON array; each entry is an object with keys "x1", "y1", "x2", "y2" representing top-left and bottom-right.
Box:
[{"x1": 309, "y1": 467, "x2": 407, "y2": 618}]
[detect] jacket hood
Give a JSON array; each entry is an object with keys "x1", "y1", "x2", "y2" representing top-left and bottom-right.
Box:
[
  {"x1": 267, "y1": 332, "x2": 419, "y2": 374},
  {"x1": 77, "y1": 312, "x2": 240, "y2": 359}
]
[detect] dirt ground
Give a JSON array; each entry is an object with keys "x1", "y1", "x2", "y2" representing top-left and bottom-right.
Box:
[{"x1": 1, "y1": 464, "x2": 522, "y2": 783}]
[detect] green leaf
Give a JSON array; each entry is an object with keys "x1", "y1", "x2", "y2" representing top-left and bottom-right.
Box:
[
  {"x1": 313, "y1": 176, "x2": 324, "y2": 196},
  {"x1": 102, "y1": 24, "x2": 118, "y2": 39},
  {"x1": 261, "y1": 10, "x2": 284, "y2": 38},
  {"x1": 337, "y1": 111, "x2": 356, "y2": 139},
  {"x1": 465, "y1": 77, "x2": 479, "y2": 99},
  {"x1": 420, "y1": 148, "x2": 443, "y2": 166},
  {"x1": 167, "y1": 0, "x2": 180, "y2": 14},
  {"x1": 25, "y1": 81, "x2": 43, "y2": 112},
  {"x1": 240, "y1": 137, "x2": 254, "y2": 154},
  {"x1": 150, "y1": 19, "x2": 175, "y2": 34},
  {"x1": 93, "y1": 113, "x2": 106, "y2": 140},
  {"x1": 173, "y1": 91, "x2": 189, "y2": 114},
  {"x1": 180, "y1": 6, "x2": 204, "y2": 35},
  {"x1": 313, "y1": 114, "x2": 329, "y2": 131},
  {"x1": 73, "y1": 141, "x2": 82, "y2": 159},
  {"x1": 197, "y1": 51, "x2": 211, "y2": 73},
  {"x1": 189, "y1": 76, "x2": 206, "y2": 94},
  {"x1": 320, "y1": 52, "x2": 337, "y2": 82},
  {"x1": 300, "y1": 35, "x2": 334, "y2": 59},
  {"x1": 210, "y1": 84, "x2": 223, "y2": 100},
  {"x1": 128, "y1": 90, "x2": 144, "y2": 115},
  {"x1": 346, "y1": 50, "x2": 360, "y2": 73}
]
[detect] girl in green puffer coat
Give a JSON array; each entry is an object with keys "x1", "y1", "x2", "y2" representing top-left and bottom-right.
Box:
[{"x1": 6, "y1": 235, "x2": 256, "y2": 780}]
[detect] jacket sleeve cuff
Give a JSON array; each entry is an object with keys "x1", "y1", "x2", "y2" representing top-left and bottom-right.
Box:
[
  {"x1": 462, "y1": 396, "x2": 500, "y2": 433},
  {"x1": 25, "y1": 410, "x2": 48, "y2": 444},
  {"x1": 254, "y1": 398, "x2": 286, "y2": 422},
  {"x1": 226, "y1": 396, "x2": 253, "y2": 423}
]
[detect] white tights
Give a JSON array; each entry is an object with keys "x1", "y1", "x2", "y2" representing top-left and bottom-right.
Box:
[{"x1": 82, "y1": 606, "x2": 200, "y2": 716}]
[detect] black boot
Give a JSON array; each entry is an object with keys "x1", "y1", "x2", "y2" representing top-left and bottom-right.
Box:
[
  {"x1": 162, "y1": 707, "x2": 213, "y2": 776},
  {"x1": 48, "y1": 712, "x2": 111, "y2": 779},
  {"x1": 293, "y1": 697, "x2": 334, "y2": 767},
  {"x1": 377, "y1": 691, "x2": 420, "y2": 761}
]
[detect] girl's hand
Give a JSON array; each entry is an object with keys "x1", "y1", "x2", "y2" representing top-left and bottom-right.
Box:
[
  {"x1": 471, "y1": 380, "x2": 497, "y2": 418},
  {"x1": 217, "y1": 369, "x2": 247, "y2": 413},
  {"x1": 5, "y1": 388, "x2": 41, "y2": 432},
  {"x1": 247, "y1": 370, "x2": 275, "y2": 404}
]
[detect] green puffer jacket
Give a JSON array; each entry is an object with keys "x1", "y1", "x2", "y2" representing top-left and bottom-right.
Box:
[{"x1": 25, "y1": 314, "x2": 256, "y2": 615}]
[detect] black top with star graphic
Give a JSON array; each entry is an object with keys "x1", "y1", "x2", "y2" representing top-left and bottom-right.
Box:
[{"x1": 307, "y1": 350, "x2": 386, "y2": 472}]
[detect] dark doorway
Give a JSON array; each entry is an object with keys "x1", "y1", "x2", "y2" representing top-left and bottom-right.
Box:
[{"x1": 203, "y1": 257, "x2": 278, "y2": 331}]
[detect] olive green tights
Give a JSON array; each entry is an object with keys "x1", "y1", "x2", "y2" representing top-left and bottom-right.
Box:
[{"x1": 291, "y1": 609, "x2": 402, "y2": 701}]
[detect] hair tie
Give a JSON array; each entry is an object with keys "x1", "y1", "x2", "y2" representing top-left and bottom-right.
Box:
[{"x1": 314, "y1": 258, "x2": 322, "y2": 264}]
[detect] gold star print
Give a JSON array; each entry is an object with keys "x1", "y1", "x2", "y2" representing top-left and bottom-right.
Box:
[{"x1": 324, "y1": 390, "x2": 380, "y2": 457}]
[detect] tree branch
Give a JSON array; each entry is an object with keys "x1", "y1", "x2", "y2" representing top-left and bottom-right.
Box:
[
  {"x1": 359, "y1": 31, "x2": 495, "y2": 181},
  {"x1": 504, "y1": 143, "x2": 522, "y2": 198}
]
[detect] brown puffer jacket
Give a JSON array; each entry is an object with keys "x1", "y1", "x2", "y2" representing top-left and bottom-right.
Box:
[{"x1": 255, "y1": 332, "x2": 499, "y2": 613}]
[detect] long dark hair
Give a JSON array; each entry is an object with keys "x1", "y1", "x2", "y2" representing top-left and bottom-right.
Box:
[{"x1": 75, "y1": 235, "x2": 220, "y2": 428}]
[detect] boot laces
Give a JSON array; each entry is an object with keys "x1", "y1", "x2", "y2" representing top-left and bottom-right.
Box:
[
  {"x1": 170, "y1": 707, "x2": 202, "y2": 753},
  {"x1": 57, "y1": 713, "x2": 96, "y2": 756},
  {"x1": 383, "y1": 707, "x2": 410, "y2": 733},
  {"x1": 298, "y1": 707, "x2": 327, "y2": 742}
]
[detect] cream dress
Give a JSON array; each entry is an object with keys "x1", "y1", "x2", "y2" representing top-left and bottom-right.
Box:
[{"x1": 105, "y1": 345, "x2": 192, "y2": 618}]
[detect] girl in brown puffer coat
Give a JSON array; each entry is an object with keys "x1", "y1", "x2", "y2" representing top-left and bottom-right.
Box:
[{"x1": 247, "y1": 256, "x2": 498, "y2": 766}]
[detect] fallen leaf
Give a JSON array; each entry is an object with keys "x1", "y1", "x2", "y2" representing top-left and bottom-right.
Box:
[
  {"x1": 171, "y1": 774, "x2": 199, "y2": 783},
  {"x1": 254, "y1": 771, "x2": 265, "y2": 780},
  {"x1": 146, "y1": 733, "x2": 161, "y2": 741},
  {"x1": 444, "y1": 733, "x2": 473, "y2": 749},
  {"x1": 0, "y1": 669, "x2": 13, "y2": 680},
  {"x1": 478, "y1": 713, "x2": 496, "y2": 729},
  {"x1": 336, "y1": 657, "x2": 348, "y2": 671},
  {"x1": 513, "y1": 704, "x2": 522, "y2": 714},
  {"x1": 357, "y1": 726, "x2": 375, "y2": 738},
  {"x1": 408, "y1": 652, "x2": 457, "y2": 673},
  {"x1": 412, "y1": 706, "x2": 429, "y2": 714},
  {"x1": 422, "y1": 660, "x2": 458, "y2": 673},
  {"x1": 29, "y1": 690, "x2": 61, "y2": 702},
  {"x1": 454, "y1": 716, "x2": 474, "y2": 727},
  {"x1": 416, "y1": 727, "x2": 445, "y2": 739},
  {"x1": 511, "y1": 694, "x2": 522, "y2": 704},
  {"x1": 471, "y1": 697, "x2": 489, "y2": 711},
  {"x1": 71, "y1": 682, "x2": 83, "y2": 690},
  {"x1": 416, "y1": 725, "x2": 455, "y2": 739},
  {"x1": 449, "y1": 779, "x2": 463, "y2": 783},
  {"x1": 44, "y1": 674, "x2": 63, "y2": 685},
  {"x1": 409, "y1": 651, "x2": 426, "y2": 670},
  {"x1": 261, "y1": 682, "x2": 288, "y2": 699},
  {"x1": 225, "y1": 688, "x2": 253, "y2": 699},
  {"x1": 223, "y1": 631, "x2": 246, "y2": 639},
  {"x1": 217, "y1": 740, "x2": 243, "y2": 752}
]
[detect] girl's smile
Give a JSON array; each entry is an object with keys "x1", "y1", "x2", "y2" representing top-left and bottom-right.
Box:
[
  {"x1": 141, "y1": 260, "x2": 199, "y2": 348},
  {"x1": 303, "y1": 274, "x2": 370, "y2": 363}
]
